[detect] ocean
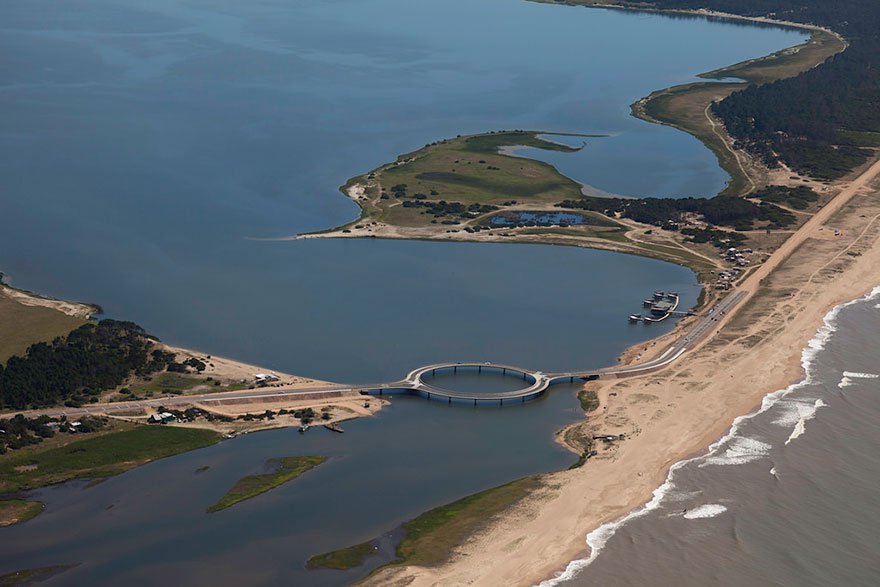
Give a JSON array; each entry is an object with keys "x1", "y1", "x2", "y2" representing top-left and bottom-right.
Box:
[{"x1": 549, "y1": 287, "x2": 880, "y2": 587}]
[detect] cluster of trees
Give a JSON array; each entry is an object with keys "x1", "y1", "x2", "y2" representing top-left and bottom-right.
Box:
[
  {"x1": 556, "y1": 194, "x2": 795, "y2": 231},
  {"x1": 648, "y1": 0, "x2": 880, "y2": 179},
  {"x1": 753, "y1": 185, "x2": 819, "y2": 209},
  {"x1": 681, "y1": 227, "x2": 748, "y2": 248},
  {"x1": 401, "y1": 199, "x2": 498, "y2": 219},
  {"x1": 0, "y1": 320, "x2": 175, "y2": 410},
  {"x1": 0, "y1": 414, "x2": 107, "y2": 453}
]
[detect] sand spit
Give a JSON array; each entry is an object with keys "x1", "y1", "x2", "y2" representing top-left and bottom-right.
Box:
[{"x1": 363, "y1": 156, "x2": 880, "y2": 585}]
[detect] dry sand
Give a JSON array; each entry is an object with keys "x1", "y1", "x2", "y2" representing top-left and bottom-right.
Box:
[
  {"x1": 0, "y1": 282, "x2": 96, "y2": 319},
  {"x1": 163, "y1": 344, "x2": 327, "y2": 389},
  {"x1": 364, "y1": 158, "x2": 880, "y2": 586}
]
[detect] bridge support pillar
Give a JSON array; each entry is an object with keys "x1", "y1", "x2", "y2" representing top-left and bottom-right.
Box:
[
  {"x1": 448, "y1": 397, "x2": 451, "y2": 405},
  {"x1": 503, "y1": 368, "x2": 506, "y2": 375},
  {"x1": 454, "y1": 366, "x2": 457, "y2": 374},
  {"x1": 570, "y1": 376, "x2": 574, "y2": 383},
  {"x1": 478, "y1": 365, "x2": 482, "y2": 374},
  {"x1": 474, "y1": 399, "x2": 477, "y2": 407}
]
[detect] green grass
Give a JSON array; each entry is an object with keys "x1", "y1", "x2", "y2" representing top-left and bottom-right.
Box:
[
  {"x1": 306, "y1": 541, "x2": 377, "y2": 571},
  {"x1": 325, "y1": 130, "x2": 589, "y2": 231},
  {"x1": 207, "y1": 455, "x2": 326, "y2": 513},
  {"x1": 461, "y1": 131, "x2": 582, "y2": 154},
  {"x1": 0, "y1": 499, "x2": 45, "y2": 527},
  {"x1": 0, "y1": 293, "x2": 85, "y2": 364},
  {"x1": 0, "y1": 566, "x2": 77, "y2": 586},
  {"x1": 577, "y1": 389, "x2": 600, "y2": 412},
  {"x1": 129, "y1": 372, "x2": 216, "y2": 395},
  {"x1": 392, "y1": 477, "x2": 541, "y2": 567},
  {"x1": 309, "y1": 476, "x2": 542, "y2": 577},
  {"x1": 0, "y1": 426, "x2": 221, "y2": 493}
]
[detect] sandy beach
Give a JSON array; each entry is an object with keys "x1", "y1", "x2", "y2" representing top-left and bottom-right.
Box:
[{"x1": 363, "y1": 156, "x2": 880, "y2": 585}]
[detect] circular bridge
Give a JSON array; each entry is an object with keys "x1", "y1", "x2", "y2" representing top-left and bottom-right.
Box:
[{"x1": 401, "y1": 362, "x2": 552, "y2": 405}]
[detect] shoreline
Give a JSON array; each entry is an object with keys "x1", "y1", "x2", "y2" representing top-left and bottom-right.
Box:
[{"x1": 364, "y1": 154, "x2": 880, "y2": 585}]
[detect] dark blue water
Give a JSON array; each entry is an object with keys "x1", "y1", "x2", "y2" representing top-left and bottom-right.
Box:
[
  {"x1": 487, "y1": 211, "x2": 590, "y2": 226},
  {"x1": 0, "y1": 0, "x2": 803, "y2": 382},
  {"x1": 0, "y1": 0, "x2": 809, "y2": 583}
]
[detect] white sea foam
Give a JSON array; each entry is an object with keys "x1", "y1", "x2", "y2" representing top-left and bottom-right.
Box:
[
  {"x1": 842, "y1": 371, "x2": 879, "y2": 379},
  {"x1": 784, "y1": 399, "x2": 826, "y2": 445},
  {"x1": 700, "y1": 437, "x2": 771, "y2": 466},
  {"x1": 838, "y1": 372, "x2": 877, "y2": 388},
  {"x1": 683, "y1": 504, "x2": 727, "y2": 519},
  {"x1": 772, "y1": 397, "x2": 822, "y2": 426},
  {"x1": 536, "y1": 285, "x2": 880, "y2": 587}
]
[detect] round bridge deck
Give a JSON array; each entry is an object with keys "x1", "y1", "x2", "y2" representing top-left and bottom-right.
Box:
[{"x1": 404, "y1": 362, "x2": 551, "y2": 404}]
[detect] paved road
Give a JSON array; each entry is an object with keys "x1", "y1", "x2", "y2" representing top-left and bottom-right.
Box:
[{"x1": 10, "y1": 290, "x2": 749, "y2": 416}]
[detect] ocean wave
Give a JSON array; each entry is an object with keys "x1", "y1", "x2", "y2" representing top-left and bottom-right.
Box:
[
  {"x1": 838, "y1": 372, "x2": 878, "y2": 388},
  {"x1": 842, "y1": 371, "x2": 879, "y2": 379},
  {"x1": 772, "y1": 397, "x2": 823, "y2": 426},
  {"x1": 784, "y1": 399, "x2": 826, "y2": 445},
  {"x1": 536, "y1": 285, "x2": 880, "y2": 587},
  {"x1": 700, "y1": 437, "x2": 771, "y2": 466},
  {"x1": 683, "y1": 504, "x2": 727, "y2": 519}
]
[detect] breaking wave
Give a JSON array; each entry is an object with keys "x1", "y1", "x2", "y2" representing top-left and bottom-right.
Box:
[{"x1": 536, "y1": 285, "x2": 880, "y2": 587}]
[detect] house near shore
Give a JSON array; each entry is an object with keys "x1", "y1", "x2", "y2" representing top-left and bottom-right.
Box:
[
  {"x1": 149, "y1": 412, "x2": 176, "y2": 424},
  {"x1": 255, "y1": 373, "x2": 280, "y2": 385}
]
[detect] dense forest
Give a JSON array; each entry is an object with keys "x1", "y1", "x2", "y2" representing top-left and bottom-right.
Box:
[
  {"x1": 0, "y1": 320, "x2": 176, "y2": 410},
  {"x1": 646, "y1": 0, "x2": 880, "y2": 178},
  {"x1": 556, "y1": 190, "x2": 802, "y2": 232}
]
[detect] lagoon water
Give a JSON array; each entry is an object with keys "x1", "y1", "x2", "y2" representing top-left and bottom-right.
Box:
[
  {"x1": 0, "y1": 0, "x2": 805, "y2": 382},
  {"x1": 0, "y1": 0, "x2": 811, "y2": 583}
]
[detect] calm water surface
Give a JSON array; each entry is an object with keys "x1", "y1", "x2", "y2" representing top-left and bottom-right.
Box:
[
  {"x1": 0, "y1": 0, "x2": 804, "y2": 381},
  {"x1": 0, "y1": 0, "x2": 810, "y2": 583}
]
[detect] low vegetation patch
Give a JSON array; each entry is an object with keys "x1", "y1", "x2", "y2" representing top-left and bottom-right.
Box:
[
  {"x1": 207, "y1": 455, "x2": 327, "y2": 513},
  {"x1": 324, "y1": 476, "x2": 543, "y2": 574},
  {"x1": 0, "y1": 499, "x2": 45, "y2": 527},
  {"x1": 577, "y1": 389, "x2": 600, "y2": 413},
  {"x1": 306, "y1": 541, "x2": 377, "y2": 571},
  {"x1": 0, "y1": 425, "x2": 220, "y2": 493},
  {"x1": 0, "y1": 565, "x2": 78, "y2": 586},
  {"x1": 753, "y1": 185, "x2": 819, "y2": 210}
]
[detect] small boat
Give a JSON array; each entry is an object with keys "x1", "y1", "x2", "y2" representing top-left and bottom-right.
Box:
[
  {"x1": 629, "y1": 314, "x2": 642, "y2": 322},
  {"x1": 298, "y1": 424, "x2": 310, "y2": 434}
]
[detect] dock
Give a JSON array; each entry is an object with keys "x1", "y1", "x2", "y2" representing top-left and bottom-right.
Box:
[
  {"x1": 630, "y1": 291, "x2": 679, "y2": 323},
  {"x1": 323, "y1": 422, "x2": 344, "y2": 433}
]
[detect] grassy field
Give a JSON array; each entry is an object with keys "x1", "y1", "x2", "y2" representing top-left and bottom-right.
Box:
[
  {"x1": 339, "y1": 131, "x2": 588, "y2": 229},
  {"x1": 0, "y1": 566, "x2": 77, "y2": 586},
  {"x1": 310, "y1": 476, "x2": 543, "y2": 576},
  {"x1": 207, "y1": 455, "x2": 326, "y2": 513},
  {"x1": 124, "y1": 372, "x2": 247, "y2": 398},
  {"x1": 0, "y1": 499, "x2": 44, "y2": 527},
  {"x1": 0, "y1": 425, "x2": 220, "y2": 493},
  {"x1": 0, "y1": 293, "x2": 85, "y2": 364},
  {"x1": 577, "y1": 389, "x2": 600, "y2": 412},
  {"x1": 306, "y1": 541, "x2": 377, "y2": 571}
]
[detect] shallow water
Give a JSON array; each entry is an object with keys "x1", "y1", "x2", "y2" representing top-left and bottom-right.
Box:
[{"x1": 553, "y1": 288, "x2": 880, "y2": 587}]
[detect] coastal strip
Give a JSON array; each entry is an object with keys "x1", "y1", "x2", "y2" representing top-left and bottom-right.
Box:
[{"x1": 362, "y1": 156, "x2": 880, "y2": 586}]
